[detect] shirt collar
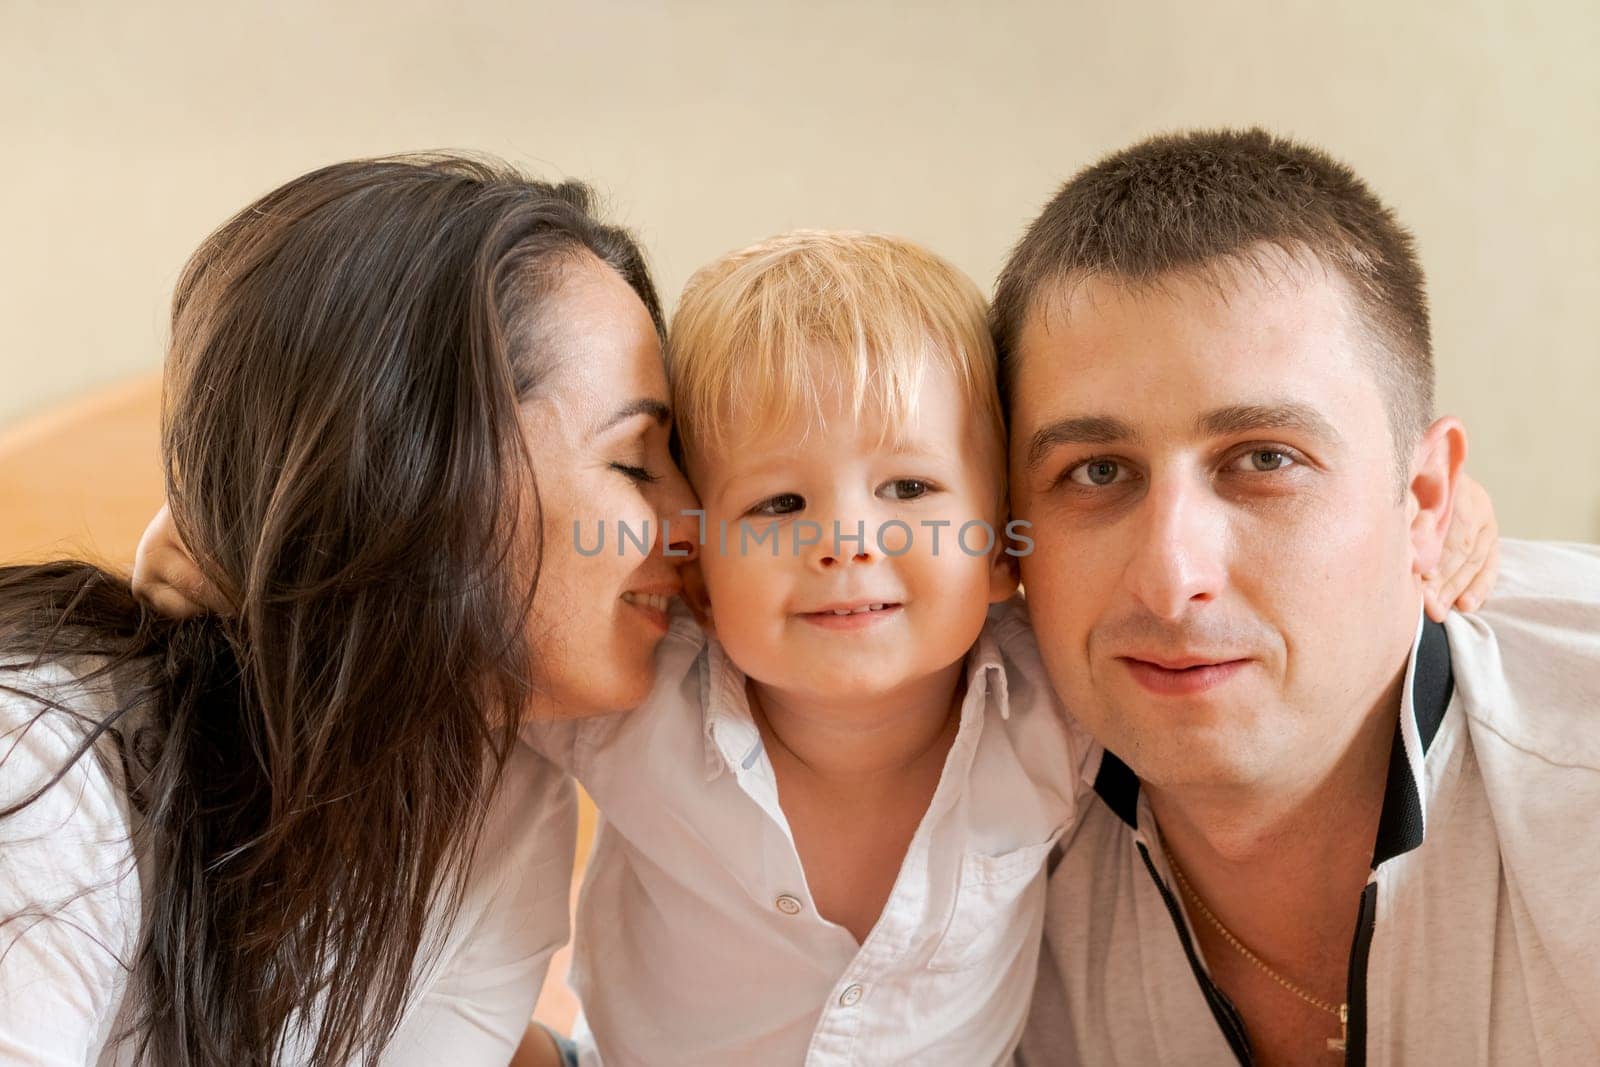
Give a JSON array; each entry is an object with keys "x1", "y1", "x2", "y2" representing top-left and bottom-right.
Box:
[
  {"x1": 701, "y1": 637, "x2": 761, "y2": 782},
  {"x1": 698, "y1": 614, "x2": 1015, "y2": 783},
  {"x1": 1091, "y1": 611, "x2": 1455, "y2": 869},
  {"x1": 1370, "y1": 609, "x2": 1454, "y2": 865}
]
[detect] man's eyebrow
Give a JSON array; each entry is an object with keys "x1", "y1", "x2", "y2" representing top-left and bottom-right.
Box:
[
  {"x1": 599, "y1": 398, "x2": 671, "y2": 433},
  {"x1": 1025, "y1": 416, "x2": 1140, "y2": 472},
  {"x1": 1199, "y1": 402, "x2": 1341, "y2": 443}
]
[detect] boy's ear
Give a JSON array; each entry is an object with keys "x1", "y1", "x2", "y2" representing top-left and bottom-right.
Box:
[
  {"x1": 988, "y1": 533, "x2": 1021, "y2": 605},
  {"x1": 1408, "y1": 416, "x2": 1468, "y2": 580},
  {"x1": 681, "y1": 560, "x2": 715, "y2": 637}
]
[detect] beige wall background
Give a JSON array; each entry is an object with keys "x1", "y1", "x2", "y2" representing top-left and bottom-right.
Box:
[{"x1": 3, "y1": 0, "x2": 1597, "y2": 540}]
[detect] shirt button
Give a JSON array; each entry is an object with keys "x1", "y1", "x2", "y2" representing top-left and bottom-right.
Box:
[
  {"x1": 839, "y1": 983, "x2": 864, "y2": 1007},
  {"x1": 775, "y1": 894, "x2": 803, "y2": 915}
]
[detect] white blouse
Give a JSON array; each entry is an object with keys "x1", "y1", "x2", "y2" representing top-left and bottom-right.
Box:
[{"x1": 0, "y1": 659, "x2": 575, "y2": 1066}]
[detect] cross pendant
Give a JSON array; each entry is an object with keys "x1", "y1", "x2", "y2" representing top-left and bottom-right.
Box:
[{"x1": 1326, "y1": 1004, "x2": 1349, "y2": 1054}]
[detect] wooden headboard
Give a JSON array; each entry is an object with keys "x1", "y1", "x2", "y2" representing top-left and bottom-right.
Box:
[{"x1": 0, "y1": 373, "x2": 164, "y2": 568}]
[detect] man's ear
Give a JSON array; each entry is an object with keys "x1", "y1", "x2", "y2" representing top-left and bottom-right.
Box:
[{"x1": 1408, "y1": 416, "x2": 1468, "y2": 579}]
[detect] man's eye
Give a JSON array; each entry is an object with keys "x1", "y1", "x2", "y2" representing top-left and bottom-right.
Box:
[
  {"x1": 749, "y1": 493, "x2": 806, "y2": 516},
  {"x1": 1229, "y1": 449, "x2": 1298, "y2": 473},
  {"x1": 1065, "y1": 459, "x2": 1132, "y2": 488},
  {"x1": 879, "y1": 478, "x2": 933, "y2": 501}
]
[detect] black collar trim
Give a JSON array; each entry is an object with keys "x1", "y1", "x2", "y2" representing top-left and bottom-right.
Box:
[
  {"x1": 1369, "y1": 617, "x2": 1453, "y2": 866},
  {"x1": 1092, "y1": 619, "x2": 1455, "y2": 869},
  {"x1": 1092, "y1": 745, "x2": 1142, "y2": 829}
]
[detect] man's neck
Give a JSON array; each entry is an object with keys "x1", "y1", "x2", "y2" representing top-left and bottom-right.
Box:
[
  {"x1": 1151, "y1": 654, "x2": 1403, "y2": 860},
  {"x1": 1147, "y1": 668, "x2": 1407, "y2": 1063},
  {"x1": 1148, "y1": 715, "x2": 1390, "y2": 948}
]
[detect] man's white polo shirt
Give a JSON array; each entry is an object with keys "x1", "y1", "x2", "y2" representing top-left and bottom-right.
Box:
[
  {"x1": 1019, "y1": 539, "x2": 1600, "y2": 1065},
  {"x1": 529, "y1": 597, "x2": 1093, "y2": 1065}
]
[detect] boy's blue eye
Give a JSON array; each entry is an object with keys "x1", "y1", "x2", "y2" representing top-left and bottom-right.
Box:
[
  {"x1": 749, "y1": 492, "x2": 805, "y2": 517},
  {"x1": 880, "y1": 478, "x2": 933, "y2": 501}
]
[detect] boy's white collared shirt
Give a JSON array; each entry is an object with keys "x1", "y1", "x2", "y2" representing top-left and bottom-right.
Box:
[{"x1": 530, "y1": 597, "x2": 1094, "y2": 1066}]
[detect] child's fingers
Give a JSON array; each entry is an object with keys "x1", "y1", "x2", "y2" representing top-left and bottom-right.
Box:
[
  {"x1": 132, "y1": 504, "x2": 234, "y2": 617},
  {"x1": 1422, "y1": 578, "x2": 1450, "y2": 624},
  {"x1": 1428, "y1": 516, "x2": 1496, "y2": 620},
  {"x1": 1455, "y1": 538, "x2": 1500, "y2": 614},
  {"x1": 1419, "y1": 470, "x2": 1499, "y2": 621},
  {"x1": 132, "y1": 542, "x2": 191, "y2": 609},
  {"x1": 1422, "y1": 528, "x2": 1476, "y2": 622},
  {"x1": 184, "y1": 572, "x2": 235, "y2": 616},
  {"x1": 1430, "y1": 523, "x2": 1484, "y2": 614},
  {"x1": 1448, "y1": 521, "x2": 1495, "y2": 605},
  {"x1": 1433, "y1": 510, "x2": 1476, "y2": 584},
  {"x1": 136, "y1": 581, "x2": 209, "y2": 620}
]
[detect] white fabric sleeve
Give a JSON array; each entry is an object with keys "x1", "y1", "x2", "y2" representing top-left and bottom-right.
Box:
[
  {"x1": 0, "y1": 678, "x2": 142, "y2": 1065},
  {"x1": 380, "y1": 742, "x2": 578, "y2": 1066}
]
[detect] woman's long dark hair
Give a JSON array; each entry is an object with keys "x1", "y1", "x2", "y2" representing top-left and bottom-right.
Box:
[{"x1": 0, "y1": 156, "x2": 661, "y2": 1064}]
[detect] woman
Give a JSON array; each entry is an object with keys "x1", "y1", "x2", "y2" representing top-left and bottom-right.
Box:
[{"x1": 0, "y1": 156, "x2": 694, "y2": 1065}]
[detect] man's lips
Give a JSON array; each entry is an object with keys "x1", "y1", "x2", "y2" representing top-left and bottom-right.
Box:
[{"x1": 1117, "y1": 654, "x2": 1252, "y2": 696}]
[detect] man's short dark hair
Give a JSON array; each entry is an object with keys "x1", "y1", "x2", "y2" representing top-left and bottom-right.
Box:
[{"x1": 992, "y1": 128, "x2": 1434, "y2": 456}]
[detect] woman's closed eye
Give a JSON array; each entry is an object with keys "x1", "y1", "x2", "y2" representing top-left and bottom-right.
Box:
[{"x1": 611, "y1": 462, "x2": 659, "y2": 485}]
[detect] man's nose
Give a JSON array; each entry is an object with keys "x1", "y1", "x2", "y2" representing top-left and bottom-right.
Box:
[{"x1": 1122, "y1": 475, "x2": 1226, "y2": 620}]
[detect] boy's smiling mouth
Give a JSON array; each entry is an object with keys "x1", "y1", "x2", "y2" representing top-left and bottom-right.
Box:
[{"x1": 795, "y1": 601, "x2": 904, "y2": 630}]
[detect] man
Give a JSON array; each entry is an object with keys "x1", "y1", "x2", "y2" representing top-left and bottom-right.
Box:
[{"x1": 998, "y1": 129, "x2": 1600, "y2": 1064}]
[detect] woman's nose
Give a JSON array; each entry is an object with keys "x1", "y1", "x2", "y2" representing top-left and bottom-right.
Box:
[{"x1": 657, "y1": 465, "x2": 701, "y2": 562}]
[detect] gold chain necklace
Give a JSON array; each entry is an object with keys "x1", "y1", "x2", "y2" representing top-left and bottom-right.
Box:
[{"x1": 1162, "y1": 843, "x2": 1349, "y2": 1054}]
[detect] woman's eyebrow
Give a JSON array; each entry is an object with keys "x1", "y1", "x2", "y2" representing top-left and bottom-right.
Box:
[{"x1": 599, "y1": 398, "x2": 671, "y2": 433}]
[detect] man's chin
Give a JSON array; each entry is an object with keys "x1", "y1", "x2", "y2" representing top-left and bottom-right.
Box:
[
  {"x1": 1134, "y1": 752, "x2": 1273, "y2": 794},
  {"x1": 1101, "y1": 711, "x2": 1278, "y2": 792}
]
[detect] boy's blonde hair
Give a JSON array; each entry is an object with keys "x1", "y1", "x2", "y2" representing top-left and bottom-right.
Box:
[{"x1": 668, "y1": 230, "x2": 1005, "y2": 472}]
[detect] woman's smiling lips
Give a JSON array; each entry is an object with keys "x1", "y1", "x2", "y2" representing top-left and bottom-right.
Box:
[
  {"x1": 796, "y1": 601, "x2": 903, "y2": 631},
  {"x1": 1117, "y1": 654, "x2": 1253, "y2": 696},
  {"x1": 620, "y1": 585, "x2": 680, "y2": 632}
]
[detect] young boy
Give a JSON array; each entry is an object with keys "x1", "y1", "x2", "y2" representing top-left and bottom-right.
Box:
[{"x1": 547, "y1": 231, "x2": 1092, "y2": 1064}]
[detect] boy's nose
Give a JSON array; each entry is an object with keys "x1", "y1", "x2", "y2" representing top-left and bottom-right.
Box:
[{"x1": 806, "y1": 518, "x2": 877, "y2": 571}]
